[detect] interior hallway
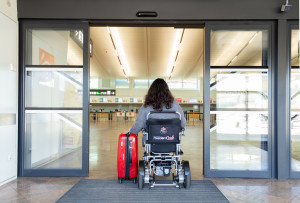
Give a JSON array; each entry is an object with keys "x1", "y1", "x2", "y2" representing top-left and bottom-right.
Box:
[{"x1": 89, "y1": 119, "x2": 203, "y2": 180}]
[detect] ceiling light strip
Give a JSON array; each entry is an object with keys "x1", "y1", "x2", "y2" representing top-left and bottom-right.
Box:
[
  {"x1": 227, "y1": 31, "x2": 259, "y2": 66},
  {"x1": 167, "y1": 29, "x2": 185, "y2": 79},
  {"x1": 107, "y1": 26, "x2": 128, "y2": 78}
]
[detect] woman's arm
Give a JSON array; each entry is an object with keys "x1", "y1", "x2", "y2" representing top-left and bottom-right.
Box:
[
  {"x1": 129, "y1": 105, "x2": 147, "y2": 134},
  {"x1": 174, "y1": 101, "x2": 186, "y2": 128}
]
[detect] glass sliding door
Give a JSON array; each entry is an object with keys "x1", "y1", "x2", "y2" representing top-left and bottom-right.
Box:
[
  {"x1": 20, "y1": 22, "x2": 89, "y2": 176},
  {"x1": 290, "y1": 25, "x2": 300, "y2": 177},
  {"x1": 204, "y1": 24, "x2": 272, "y2": 178}
]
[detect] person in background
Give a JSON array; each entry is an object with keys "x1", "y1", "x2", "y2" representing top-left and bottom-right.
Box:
[{"x1": 129, "y1": 78, "x2": 186, "y2": 144}]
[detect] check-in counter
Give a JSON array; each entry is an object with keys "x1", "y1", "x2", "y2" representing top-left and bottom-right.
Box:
[
  {"x1": 90, "y1": 111, "x2": 96, "y2": 121},
  {"x1": 116, "y1": 111, "x2": 126, "y2": 121},
  {"x1": 97, "y1": 111, "x2": 110, "y2": 121},
  {"x1": 126, "y1": 111, "x2": 136, "y2": 121}
]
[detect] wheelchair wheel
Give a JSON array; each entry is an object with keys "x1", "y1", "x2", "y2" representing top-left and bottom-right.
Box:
[
  {"x1": 182, "y1": 161, "x2": 191, "y2": 189},
  {"x1": 183, "y1": 172, "x2": 191, "y2": 188},
  {"x1": 138, "y1": 160, "x2": 145, "y2": 190},
  {"x1": 138, "y1": 173, "x2": 144, "y2": 189}
]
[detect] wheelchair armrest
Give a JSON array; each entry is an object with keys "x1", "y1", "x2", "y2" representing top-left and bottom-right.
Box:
[
  {"x1": 179, "y1": 128, "x2": 185, "y2": 136},
  {"x1": 142, "y1": 128, "x2": 148, "y2": 136}
]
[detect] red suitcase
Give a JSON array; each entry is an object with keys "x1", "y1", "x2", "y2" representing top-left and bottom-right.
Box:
[{"x1": 117, "y1": 133, "x2": 138, "y2": 183}]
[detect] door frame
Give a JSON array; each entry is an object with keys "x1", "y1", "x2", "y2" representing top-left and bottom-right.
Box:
[
  {"x1": 289, "y1": 21, "x2": 300, "y2": 179},
  {"x1": 18, "y1": 20, "x2": 90, "y2": 176},
  {"x1": 18, "y1": 19, "x2": 279, "y2": 178},
  {"x1": 203, "y1": 21, "x2": 275, "y2": 178}
]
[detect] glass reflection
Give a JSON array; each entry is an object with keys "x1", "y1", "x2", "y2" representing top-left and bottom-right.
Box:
[
  {"x1": 211, "y1": 70, "x2": 268, "y2": 109},
  {"x1": 291, "y1": 29, "x2": 300, "y2": 172},
  {"x1": 210, "y1": 30, "x2": 268, "y2": 66},
  {"x1": 291, "y1": 30, "x2": 300, "y2": 66},
  {"x1": 25, "y1": 111, "x2": 82, "y2": 169},
  {"x1": 27, "y1": 30, "x2": 83, "y2": 65},
  {"x1": 210, "y1": 70, "x2": 268, "y2": 171},
  {"x1": 25, "y1": 69, "x2": 83, "y2": 108}
]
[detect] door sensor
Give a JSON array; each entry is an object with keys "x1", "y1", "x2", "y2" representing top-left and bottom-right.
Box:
[
  {"x1": 136, "y1": 11, "x2": 158, "y2": 17},
  {"x1": 281, "y1": 0, "x2": 292, "y2": 11}
]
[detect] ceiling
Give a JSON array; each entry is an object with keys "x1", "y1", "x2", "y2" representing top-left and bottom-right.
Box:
[
  {"x1": 89, "y1": 27, "x2": 299, "y2": 80},
  {"x1": 90, "y1": 27, "x2": 203, "y2": 80}
]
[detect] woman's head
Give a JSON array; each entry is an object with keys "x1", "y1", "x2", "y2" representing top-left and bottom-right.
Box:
[{"x1": 144, "y1": 78, "x2": 174, "y2": 111}]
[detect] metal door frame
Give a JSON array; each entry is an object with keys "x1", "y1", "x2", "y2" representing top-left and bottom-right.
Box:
[
  {"x1": 203, "y1": 21, "x2": 275, "y2": 178},
  {"x1": 289, "y1": 21, "x2": 300, "y2": 179},
  {"x1": 17, "y1": 19, "x2": 290, "y2": 179},
  {"x1": 18, "y1": 20, "x2": 90, "y2": 176}
]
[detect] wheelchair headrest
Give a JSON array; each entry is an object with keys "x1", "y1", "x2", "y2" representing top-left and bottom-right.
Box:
[{"x1": 147, "y1": 111, "x2": 181, "y2": 121}]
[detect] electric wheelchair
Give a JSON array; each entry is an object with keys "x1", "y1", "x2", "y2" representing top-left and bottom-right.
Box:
[{"x1": 138, "y1": 111, "x2": 191, "y2": 189}]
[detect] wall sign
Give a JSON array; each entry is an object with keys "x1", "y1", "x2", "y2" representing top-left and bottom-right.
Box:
[
  {"x1": 70, "y1": 30, "x2": 83, "y2": 48},
  {"x1": 90, "y1": 89, "x2": 115, "y2": 96},
  {"x1": 70, "y1": 31, "x2": 93, "y2": 57},
  {"x1": 175, "y1": 98, "x2": 182, "y2": 103}
]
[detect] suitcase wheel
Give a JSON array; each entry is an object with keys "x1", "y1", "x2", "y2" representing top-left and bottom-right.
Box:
[{"x1": 118, "y1": 177, "x2": 123, "y2": 184}]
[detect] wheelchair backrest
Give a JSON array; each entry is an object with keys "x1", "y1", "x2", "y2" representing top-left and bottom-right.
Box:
[{"x1": 146, "y1": 111, "x2": 181, "y2": 145}]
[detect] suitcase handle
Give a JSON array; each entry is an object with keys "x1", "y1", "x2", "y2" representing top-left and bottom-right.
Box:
[{"x1": 129, "y1": 146, "x2": 132, "y2": 167}]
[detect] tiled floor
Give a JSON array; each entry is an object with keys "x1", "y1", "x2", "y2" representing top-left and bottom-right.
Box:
[
  {"x1": 1, "y1": 120, "x2": 300, "y2": 202},
  {"x1": 1, "y1": 177, "x2": 300, "y2": 202}
]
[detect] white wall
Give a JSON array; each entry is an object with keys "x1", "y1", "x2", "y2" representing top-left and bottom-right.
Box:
[{"x1": 0, "y1": 0, "x2": 18, "y2": 186}]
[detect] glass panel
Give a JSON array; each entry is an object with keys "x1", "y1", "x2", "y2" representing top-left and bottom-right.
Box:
[
  {"x1": 210, "y1": 112, "x2": 268, "y2": 170},
  {"x1": 116, "y1": 79, "x2": 129, "y2": 88},
  {"x1": 167, "y1": 79, "x2": 182, "y2": 89},
  {"x1": 182, "y1": 79, "x2": 199, "y2": 89},
  {"x1": 90, "y1": 77, "x2": 99, "y2": 89},
  {"x1": 291, "y1": 30, "x2": 300, "y2": 66},
  {"x1": 26, "y1": 29, "x2": 83, "y2": 65},
  {"x1": 210, "y1": 69, "x2": 268, "y2": 171},
  {"x1": 25, "y1": 68, "x2": 83, "y2": 108},
  {"x1": 211, "y1": 69, "x2": 268, "y2": 109},
  {"x1": 211, "y1": 30, "x2": 268, "y2": 66},
  {"x1": 133, "y1": 79, "x2": 149, "y2": 88},
  {"x1": 24, "y1": 110, "x2": 82, "y2": 169},
  {"x1": 291, "y1": 28, "x2": 300, "y2": 172}
]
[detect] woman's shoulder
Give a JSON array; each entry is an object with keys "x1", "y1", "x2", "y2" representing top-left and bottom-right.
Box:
[
  {"x1": 140, "y1": 104, "x2": 154, "y2": 112},
  {"x1": 172, "y1": 100, "x2": 179, "y2": 106}
]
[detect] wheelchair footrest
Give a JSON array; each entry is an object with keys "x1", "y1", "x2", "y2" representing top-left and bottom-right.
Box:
[{"x1": 151, "y1": 180, "x2": 179, "y2": 188}]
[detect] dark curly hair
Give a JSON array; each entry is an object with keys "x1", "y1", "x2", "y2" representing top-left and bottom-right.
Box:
[{"x1": 144, "y1": 78, "x2": 174, "y2": 111}]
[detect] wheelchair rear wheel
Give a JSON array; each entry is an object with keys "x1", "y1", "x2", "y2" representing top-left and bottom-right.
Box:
[
  {"x1": 183, "y1": 172, "x2": 191, "y2": 188},
  {"x1": 138, "y1": 173, "x2": 144, "y2": 189},
  {"x1": 138, "y1": 160, "x2": 145, "y2": 189},
  {"x1": 182, "y1": 161, "x2": 191, "y2": 188}
]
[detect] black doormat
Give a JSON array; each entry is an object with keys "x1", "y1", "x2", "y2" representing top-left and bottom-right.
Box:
[{"x1": 56, "y1": 179, "x2": 230, "y2": 203}]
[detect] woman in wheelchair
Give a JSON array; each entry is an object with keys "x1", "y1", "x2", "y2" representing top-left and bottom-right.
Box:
[{"x1": 129, "y1": 78, "x2": 191, "y2": 189}]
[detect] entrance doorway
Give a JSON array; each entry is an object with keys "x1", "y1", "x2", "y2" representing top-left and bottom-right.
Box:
[
  {"x1": 19, "y1": 21, "x2": 273, "y2": 179},
  {"x1": 88, "y1": 26, "x2": 204, "y2": 179}
]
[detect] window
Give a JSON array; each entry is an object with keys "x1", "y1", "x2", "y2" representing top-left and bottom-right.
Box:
[{"x1": 115, "y1": 79, "x2": 129, "y2": 88}]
